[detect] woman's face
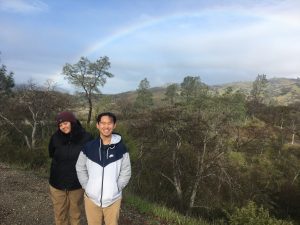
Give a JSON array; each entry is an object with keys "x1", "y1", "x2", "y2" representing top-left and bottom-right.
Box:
[{"x1": 59, "y1": 121, "x2": 72, "y2": 134}]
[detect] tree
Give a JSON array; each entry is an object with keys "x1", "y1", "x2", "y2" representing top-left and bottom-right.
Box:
[
  {"x1": 164, "y1": 83, "x2": 179, "y2": 105},
  {"x1": 0, "y1": 64, "x2": 14, "y2": 98},
  {"x1": 180, "y1": 76, "x2": 208, "y2": 103},
  {"x1": 286, "y1": 105, "x2": 300, "y2": 145},
  {"x1": 250, "y1": 74, "x2": 268, "y2": 103},
  {"x1": 0, "y1": 59, "x2": 15, "y2": 150},
  {"x1": 247, "y1": 74, "x2": 268, "y2": 117},
  {"x1": 62, "y1": 56, "x2": 113, "y2": 125},
  {"x1": 0, "y1": 80, "x2": 72, "y2": 150},
  {"x1": 128, "y1": 93, "x2": 246, "y2": 214},
  {"x1": 134, "y1": 78, "x2": 153, "y2": 110},
  {"x1": 0, "y1": 53, "x2": 15, "y2": 101}
]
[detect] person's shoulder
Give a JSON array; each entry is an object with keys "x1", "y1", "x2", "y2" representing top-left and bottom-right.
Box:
[
  {"x1": 50, "y1": 130, "x2": 60, "y2": 141},
  {"x1": 111, "y1": 133, "x2": 122, "y2": 143},
  {"x1": 84, "y1": 138, "x2": 99, "y2": 148},
  {"x1": 83, "y1": 131, "x2": 94, "y2": 141},
  {"x1": 116, "y1": 137, "x2": 129, "y2": 154},
  {"x1": 82, "y1": 138, "x2": 99, "y2": 155}
]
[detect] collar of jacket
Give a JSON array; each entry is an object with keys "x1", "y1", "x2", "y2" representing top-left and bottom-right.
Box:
[{"x1": 98, "y1": 133, "x2": 122, "y2": 145}]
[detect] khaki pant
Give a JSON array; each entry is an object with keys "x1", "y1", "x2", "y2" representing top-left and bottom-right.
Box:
[
  {"x1": 84, "y1": 194, "x2": 121, "y2": 225},
  {"x1": 49, "y1": 185, "x2": 84, "y2": 225}
]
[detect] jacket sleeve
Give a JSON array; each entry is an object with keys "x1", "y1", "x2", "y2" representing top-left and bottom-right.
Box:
[
  {"x1": 48, "y1": 136, "x2": 55, "y2": 158},
  {"x1": 118, "y1": 152, "x2": 131, "y2": 191},
  {"x1": 76, "y1": 151, "x2": 89, "y2": 189}
]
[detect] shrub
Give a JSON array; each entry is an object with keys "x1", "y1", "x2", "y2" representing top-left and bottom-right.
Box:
[{"x1": 228, "y1": 201, "x2": 293, "y2": 225}]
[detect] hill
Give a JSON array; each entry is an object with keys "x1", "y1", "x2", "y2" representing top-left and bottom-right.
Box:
[
  {"x1": 111, "y1": 77, "x2": 300, "y2": 106},
  {"x1": 212, "y1": 78, "x2": 300, "y2": 105}
]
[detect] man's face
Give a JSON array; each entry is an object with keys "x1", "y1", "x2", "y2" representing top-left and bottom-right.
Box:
[
  {"x1": 96, "y1": 115, "x2": 116, "y2": 138},
  {"x1": 59, "y1": 121, "x2": 72, "y2": 134}
]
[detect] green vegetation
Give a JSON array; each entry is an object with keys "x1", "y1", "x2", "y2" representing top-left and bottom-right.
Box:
[
  {"x1": 212, "y1": 77, "x2": 300, "y2": 106},
  {"x1": 228, "y1": 201, "x2": 293, "y2": 225},
  {"x1": 1, "y1": 57, "x2": 299, "y2": 225},
  {"x1": 134, "y1": 77, "x2": 154, "y2": 110},
  {"x1": 124, "y1": 192, "x2": 212, "y2": 225}
]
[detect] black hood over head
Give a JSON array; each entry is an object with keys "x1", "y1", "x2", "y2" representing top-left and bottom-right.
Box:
[{"x1": 57, "y1": 120, "x2": 86, "y2": 145}]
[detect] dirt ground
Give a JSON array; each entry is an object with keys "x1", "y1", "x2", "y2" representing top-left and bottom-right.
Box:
[{"x1": 0, "y1": 163, "x2": 167, "y2": 225}]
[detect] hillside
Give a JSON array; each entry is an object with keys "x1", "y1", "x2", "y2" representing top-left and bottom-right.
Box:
[
  {"x1": 70, "y1": 78, "x2": 300, "y2": 112},
  {"x1": 212, "y1": 78, "x2": 300, "y2": 105},
  {"x1": 111, "y1": 77, "x2": 300, "y2": 106}
]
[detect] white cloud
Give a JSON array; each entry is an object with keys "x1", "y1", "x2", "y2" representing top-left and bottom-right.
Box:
[
  {"x1": 1, "y1": 0, "x2": 300, "y2": 94},
  {"x1": 0, "y1": 0, "x2": 48, "y2": 13}
]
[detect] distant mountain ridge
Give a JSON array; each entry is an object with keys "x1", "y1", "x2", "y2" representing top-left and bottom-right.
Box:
[
  {"x1": 212, "y1": 78, "x2": 300, "y2": 105},
  {"x1": 114, "y1": 78, "x2": 300, "y2": 106}
]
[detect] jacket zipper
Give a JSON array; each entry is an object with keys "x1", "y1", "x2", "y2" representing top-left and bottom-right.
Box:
[
  {"x1": 64, "y1": 139, "x2": 71, "y2": 190},
  {"x1": 99, "y1": 140, "x2": 112, "y2": 206},
  {"x1": 99, "y1": 139, "x2": 108, "y2": 207},
  {"x1": 100, "y1": 163, "x2": 105, "y2": 206}
]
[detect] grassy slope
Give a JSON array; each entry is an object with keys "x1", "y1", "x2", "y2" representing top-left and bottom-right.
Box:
[
  {"x1": 75, "y1": 78, "x2": 299, "y2": 108},
  {"x1": 211, "y1": 78, "x2": 300, "y2": 105}
]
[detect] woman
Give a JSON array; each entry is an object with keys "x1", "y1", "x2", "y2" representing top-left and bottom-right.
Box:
[{"x1": 49, "y1": 111, "x2": 93, "y2": 225}]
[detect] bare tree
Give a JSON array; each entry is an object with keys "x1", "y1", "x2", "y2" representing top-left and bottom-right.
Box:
[{"x1": 0, "y1": 80, "x2": 72, "y2": 150}]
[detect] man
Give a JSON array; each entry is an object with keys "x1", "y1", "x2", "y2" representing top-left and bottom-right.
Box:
[{"x1": 76, "y1": 112, "x2": 131, "y2": 225}]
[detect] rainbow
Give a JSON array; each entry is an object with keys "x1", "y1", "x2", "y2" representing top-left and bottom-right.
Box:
[
  {"x1": 80, "y1": 10, "x2": 214, "y2": 57},
  {"x1": 80, "y1": 2, "x2": 298, "y2": 58}
]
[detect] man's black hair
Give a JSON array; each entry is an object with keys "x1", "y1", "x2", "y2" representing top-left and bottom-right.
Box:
[{"x1": 96, "y1": 112, "x2": 117, "y2": 124}]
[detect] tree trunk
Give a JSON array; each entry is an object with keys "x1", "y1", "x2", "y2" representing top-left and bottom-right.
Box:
[
  {"x1": 291, "y1": 120, "x2": 295, "y2": 145},
  {"x1": 160, "y1": 139, "x2": 183, "y2": 210},
  {"x1": 187, "y1": 141, "x2": 206, "y2": 214},
  {"x1": 28, "y1": 106, "x2": 38, "y2": 150},
  {"x1": 87, "y1": 96, "x2": 93, "y2": 125},
  {"x1": 173, "y1": 140, "x2": 183, "y2": 202},
  {"x1": 0, "y1": 112, "x2": 32, "y2": 150}
]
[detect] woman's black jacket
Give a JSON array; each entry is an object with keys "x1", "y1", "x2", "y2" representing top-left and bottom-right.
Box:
[{"x1": 48, "y1": 121, "x2": 93, "y2": 190}]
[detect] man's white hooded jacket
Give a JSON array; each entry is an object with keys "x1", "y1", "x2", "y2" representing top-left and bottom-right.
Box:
[{"x1": 76, "y1": 133, "x2": 131, "y2": 207}]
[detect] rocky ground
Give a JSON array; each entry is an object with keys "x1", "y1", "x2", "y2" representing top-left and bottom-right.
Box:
[{"x1": 0, "y1": 163, "x2": 168, "y2": 225}]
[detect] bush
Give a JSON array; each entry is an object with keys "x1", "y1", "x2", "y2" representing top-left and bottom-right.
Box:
[{"x1": 228, "y1": 201, "x2": 293, "y2": 225}]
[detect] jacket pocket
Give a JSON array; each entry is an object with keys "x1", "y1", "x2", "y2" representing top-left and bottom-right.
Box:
[{"x1": 85, "y1": 178, "x2": 102, "y2": 201}]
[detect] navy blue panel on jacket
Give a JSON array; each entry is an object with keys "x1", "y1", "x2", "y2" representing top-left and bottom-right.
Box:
[{"x1": 82, "y1": 137, "x2": 127, "y2": 168}]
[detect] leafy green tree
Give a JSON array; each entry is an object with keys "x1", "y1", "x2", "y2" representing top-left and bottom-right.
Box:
[
  {"x1": 250, "y1": 74, "x2": 268, "y2": 103},
  {"x1": 247, "y1": 74, "x2": 268, "y2": 117},
  {"x1": 164, "y1": 83, "x2": 179, "y2": 105},
  {"x1": 0, "y1": 51, "x2": 14, "y2": 101},
  {"x1": 134, "y1": 78, "x2": 153, "y2": 110},
  {"x1": 62, "y1": 56, "x2": 113, "y2": 124},
  {"x1": 0, "y1": 59, "x2": 15, "y2": 153},
  {"x1": 0, "y1": 64, "x2": 14, "y2": 98},
  {"x1": 180, "y1": 76, "x2": 207, "y2": 103}
]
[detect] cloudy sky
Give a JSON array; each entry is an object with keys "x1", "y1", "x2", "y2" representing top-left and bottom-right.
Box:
[{"x1": 0, "y1": 0, "x2": 299, "y2": 94}]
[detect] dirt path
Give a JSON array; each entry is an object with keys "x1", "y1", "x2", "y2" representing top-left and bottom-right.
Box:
[{"x1": 0, "y1": 163, "x2": 167, "y2": 225}]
